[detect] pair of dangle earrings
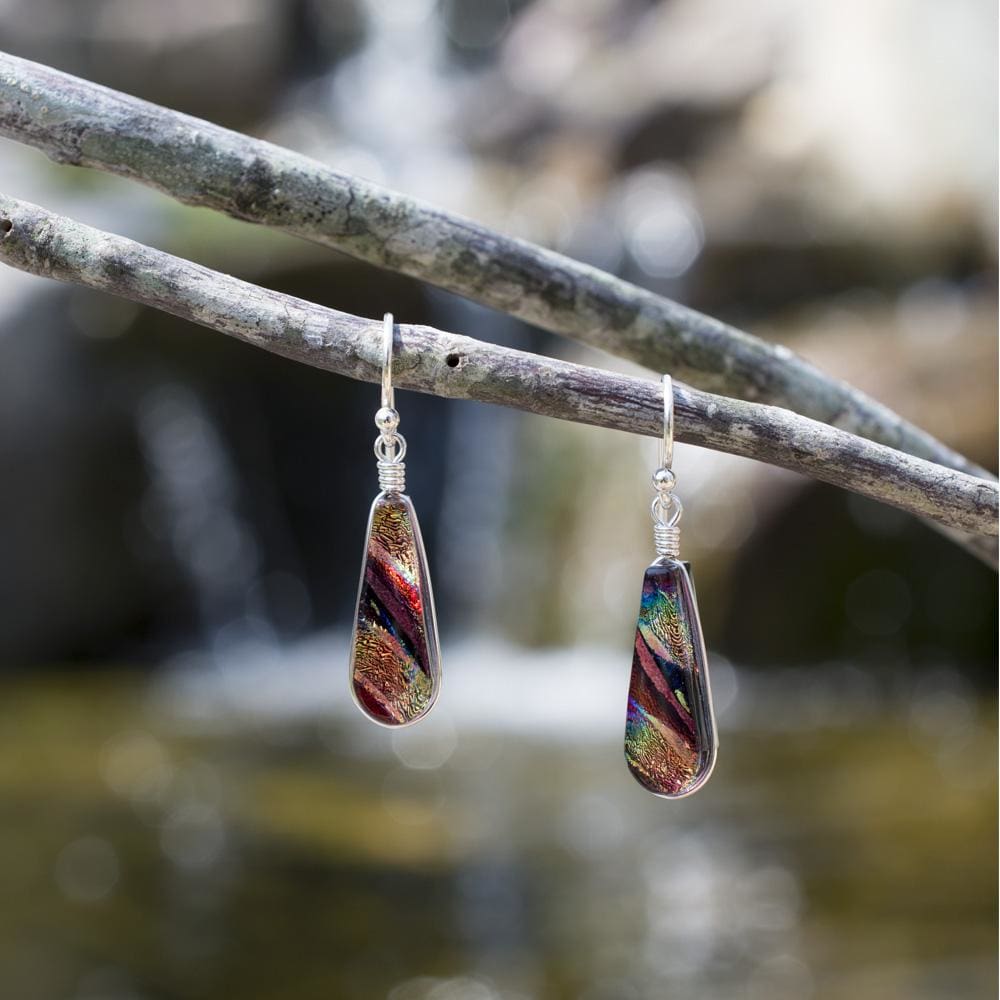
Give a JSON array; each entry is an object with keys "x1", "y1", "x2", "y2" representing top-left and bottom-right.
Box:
[{"x1": 348, "y1": 321, "x2": 717, "y2": 797}]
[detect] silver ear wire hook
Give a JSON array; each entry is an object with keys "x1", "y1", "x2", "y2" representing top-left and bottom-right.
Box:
[
  {"x1": 374, "y1": 313, "x2": 407, "y2": 489},
  {"x1": 661, "y1": 373, "x2": 674, "y2": 472},
  {"x1": 381, "y1": 312, "x2": 395, "y2": 411}
]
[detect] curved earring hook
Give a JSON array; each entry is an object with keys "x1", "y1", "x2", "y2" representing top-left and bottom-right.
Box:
[
  {"x1": 660, "y1": 373, "x2": 674, "y2": 471},
  {"x1": 382, "y1": 312, "x2": 395, "y2": 411}
]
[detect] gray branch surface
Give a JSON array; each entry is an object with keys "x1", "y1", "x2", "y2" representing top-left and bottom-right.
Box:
[
  {"x1": 0, "y1": 51, "x2": 992, "y2": 491},
  {"x1": 1, "y1": 194, "x2": 996, "y2": 542}
]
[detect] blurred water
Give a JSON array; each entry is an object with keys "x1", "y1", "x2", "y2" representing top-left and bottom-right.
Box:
[
  {"x1": 0, "y1": 645, "x2": 993, "y2": 1000},
  {"x1": 136, "y1": 383, "x2": 267, "y2": 642}
]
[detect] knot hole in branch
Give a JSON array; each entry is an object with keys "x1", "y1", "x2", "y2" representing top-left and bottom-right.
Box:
[
  {"x1": 445, "y1": 352, "x2": 464, "y2": 369},
  {"x1": 0, "y1": 219, "x2": 12, "y2": 238}
]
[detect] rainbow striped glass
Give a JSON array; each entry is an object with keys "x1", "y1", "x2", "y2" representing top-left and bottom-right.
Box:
[
  {"x1": 625, "y1": 559, "x2": 717, "y2": 797},
  {"x1": 350, "y1": 493, "x2": 440, "y2": 726}
]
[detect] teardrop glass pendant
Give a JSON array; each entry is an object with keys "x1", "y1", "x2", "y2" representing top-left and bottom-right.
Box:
[
  {"x1": 350, "y1": 491, "x2": 441, "y2": 726},
  {"x1": 625, "y1": 558, "x2": 717, "y2": 798}
]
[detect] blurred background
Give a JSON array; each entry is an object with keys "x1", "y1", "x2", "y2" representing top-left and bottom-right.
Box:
[{"x1": 0, "y1": 1, "x2": 997, "y2": 998}]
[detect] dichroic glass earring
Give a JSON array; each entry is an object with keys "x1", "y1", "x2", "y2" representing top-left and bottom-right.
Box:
[
  {"x1": 349, "y1": 313, "x2": 441, "y2": 727},
  {"x1": 624, "y1": 375, "x2": 718, "y2": 797}
]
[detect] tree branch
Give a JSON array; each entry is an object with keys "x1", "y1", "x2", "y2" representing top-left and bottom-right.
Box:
[
  {"x1": 0, "y1": 51, "x2": 992, "y2": 493},
  {"x1": 1, "y1": 194, "x2": 995, "y2": 544}
]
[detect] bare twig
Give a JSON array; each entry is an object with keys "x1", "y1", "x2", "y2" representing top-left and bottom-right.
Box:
[
  {"x1": 0, "y1": 51, "x2": 991, "y2": 492},
  {"x1": 1, "y1": 194, "x2": 995, "y2": 543}
]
